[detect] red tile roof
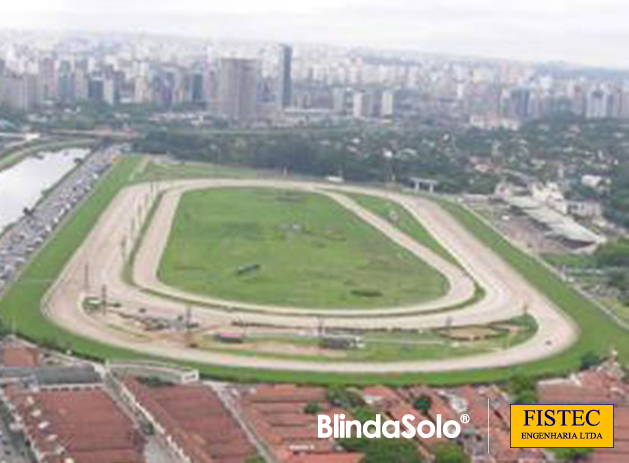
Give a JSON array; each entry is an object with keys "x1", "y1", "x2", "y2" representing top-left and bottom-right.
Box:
[
  {"x1": 124, "y1": 378, "x2": 256, "y2": 463},
  {"x1": 5, "y1": 386, "x2": 145, "y2": 463},
  {"x1": 237, "y1": 386, "x2": 361, "y2": 463},
  {"x1": 245, "y1": 385, "x2": 327, "y2": 404},
  {"x1": 2, "y1": 344, "x2": 41, "y2": 367}
]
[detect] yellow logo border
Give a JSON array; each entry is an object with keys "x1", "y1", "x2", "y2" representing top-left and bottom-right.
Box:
[{"x1": 510, "y1": 404, "x2": 615, "y2": 449}]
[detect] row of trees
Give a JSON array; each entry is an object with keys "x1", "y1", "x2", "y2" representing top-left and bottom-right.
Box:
[
  {"x1": 606, "y1": 162, "x2": 629, "y2": 228},
  {"x1": 133, "y1": 119, "x2": 629, "y2": 229},
  {"x1": 594, "y1": 239, "x2": 629, "y2": 305},
  {"x1": 133, "y1": 128, "x2": 499, "y2": 194}
]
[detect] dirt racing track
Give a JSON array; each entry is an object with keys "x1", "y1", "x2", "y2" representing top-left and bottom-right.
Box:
[{"x1": 43, "y1": 179, "x2": 579, "y2": 373}]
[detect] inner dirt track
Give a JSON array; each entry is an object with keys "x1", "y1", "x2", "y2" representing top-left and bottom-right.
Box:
[{"x1": 44, "y1": 178, "x2": 579, "y2": 373}]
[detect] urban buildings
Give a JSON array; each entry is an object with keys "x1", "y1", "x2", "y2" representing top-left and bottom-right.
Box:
[{"x1": 2, "y1": 33, "x2": 629, "y2": 126}]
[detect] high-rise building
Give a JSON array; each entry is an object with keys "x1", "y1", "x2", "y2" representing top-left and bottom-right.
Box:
[
  {"x1": 586, "y1": 88, "x2": 608, "y2": 119},
  {"x1": 87, "y1": 78, "x2": 105, "y2": 102},
  {"x1": 216, "y1": 58, "x2": 260, "y2": 123},
  {"x1": 277, "y1": 45, "x2": 292, "y2": 109},
  {"x1": 608, "y1": 87, "x2": 624, "y2": 119},
  {"x1": 381, "y1": 90, "x2": 396, "y2": 118},
  {"x1": 39, "y1": 57, "x2": 57, "y2": 102},
  {"x1": 103, "y1": 77, "x2": 117, "y2": 105},
  {"x1": 621, "y1": 90, "x2": 629, "y2": 119},
  {"x1": 352, "y1": 91, "x2": 372, "y2": 118},
  {"x1": 571, "y1": 86, "x2": 587, "y2": 117},
  {"x1": 57, "y1": 71, "x2": 76, "y2": 104},
  {"x1": 508, "y1": 88, "x2": 531, "y2": 120},
  {"x1": 74, "y1": 71, "x2": 89, "y2": 102},
  {"x1": 188, "y1": 72, "x2": 205, "y2": 104},
  {"x1": 133, "y1": 76, "x2": 151, "y2": 104},
  {"x1": 0, "y1": 73, "x2": 41, "y2": 111},
  {"x1": 332, "y1": 87, "x2": 348, "y2": 114}
]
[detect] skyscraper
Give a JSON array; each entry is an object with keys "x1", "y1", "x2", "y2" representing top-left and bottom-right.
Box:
[
  {"x1": 217, "y1": 58, "x2": 260, "y2": 123},
  {"x1": 189, "y1": 72, "x2": 205, "y2": 104},
  {"x1": 39, "y1": 57, "x2": 57, "y2": 102},
  {"x1": 509, "y1": 88, "x2": 531, "y2": 120},
  {"x1": 352, "y1": 91, "x2": 372, "y2": 118},
  {"x1": 586, "y1": 88, "x2": 608, "y2": 119},
  {"x1": 381, "y1": 90, "x2": 396, "y2": 118},
  {"x1": 0, "y1": 73, "x2": 41, "y2": 111},
  {"x1": 277, "y1": 45, "x2": 292, "y2": 109}
]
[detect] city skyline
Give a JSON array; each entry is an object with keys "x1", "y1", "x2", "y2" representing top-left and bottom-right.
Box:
[{"x1": 2, "y1": 0, "x2": 629, "y2": 70}]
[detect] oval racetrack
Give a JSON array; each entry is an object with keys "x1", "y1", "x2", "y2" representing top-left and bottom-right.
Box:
[{"x1": 43, "y1": 179, "x2": 579, "y2": 373}]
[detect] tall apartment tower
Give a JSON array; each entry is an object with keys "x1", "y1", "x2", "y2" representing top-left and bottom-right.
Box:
[
  {"x1": 381, "y1": 90, "x2": 396, "y2": 118},
  {"x1": 352, "y1": 91, "x2": 372, "y2": 118},
  {"x1": 0, "y1": 73, "x2": 41, "y2": 111},
  {"x1": 217, "y1": 58, "x2": 260, "y2": 123},
  {"x1": 277, "y1": 44, "x2": 293, "y2": 109}
]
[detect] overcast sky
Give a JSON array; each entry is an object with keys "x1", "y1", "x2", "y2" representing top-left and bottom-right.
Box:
[{"x1": 2, "y1": 0, "x2": 628, "y2": 69}]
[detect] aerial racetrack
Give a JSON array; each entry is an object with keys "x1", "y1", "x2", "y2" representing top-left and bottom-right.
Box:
[{"x1": 33, "y1": 159, "x2": 585, "y2": 377}]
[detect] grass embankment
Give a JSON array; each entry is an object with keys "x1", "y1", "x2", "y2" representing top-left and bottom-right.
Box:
[
  {"x1": 159, "y1": 188, "x2": 448, "y2": 309},
  {"x1": 543, "y1": 252, "x2": 629, "y2": 324},
  {"x1": 1, "y1": 158, "x2": 625, "y2": 385},
  {"x1": 348, "y1": 193, "x2": 459, "y2": 266},
  {"x1": 132, "y1": 160, "x2": 271, "y2": 182}
]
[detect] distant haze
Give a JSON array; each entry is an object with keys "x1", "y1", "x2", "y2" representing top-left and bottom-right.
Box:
[{"x1": 2, "y1": 0, "x2": 629, "y2": 69}]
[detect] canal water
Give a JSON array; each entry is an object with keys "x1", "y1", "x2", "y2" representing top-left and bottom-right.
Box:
[{"x1": 0, "y1": 147, "x2": 90, "y2": 233}]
